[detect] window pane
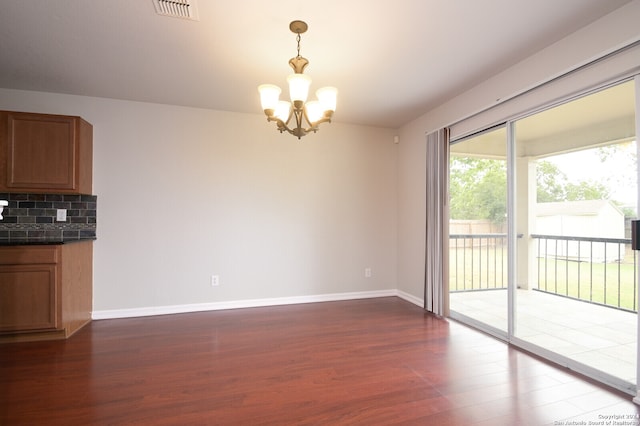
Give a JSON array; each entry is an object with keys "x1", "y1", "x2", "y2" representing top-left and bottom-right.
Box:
[
  {"x1": 449, "y1": 126, "x2": 508, "y2": 333},
  {"x1": 514, "y1": 80, "x2": 637, "y2": 387}
]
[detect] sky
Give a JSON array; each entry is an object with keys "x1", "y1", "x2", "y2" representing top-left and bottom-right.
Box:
[{"x1": 546, "y1": 140, "x2": 637, "y2": 209}]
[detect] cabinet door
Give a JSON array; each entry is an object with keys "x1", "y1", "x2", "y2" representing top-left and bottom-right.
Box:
[
  {"x1": 4, "y1": 112, "x2": 77, "y2": 191},
  {"x1": 0, "y1": 265, "x2": 58, "y2": 332}
]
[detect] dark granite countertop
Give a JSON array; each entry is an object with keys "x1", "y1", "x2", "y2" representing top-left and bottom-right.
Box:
[{"x1": 0, "y1": 238, "x2": 96, "y2": 246}]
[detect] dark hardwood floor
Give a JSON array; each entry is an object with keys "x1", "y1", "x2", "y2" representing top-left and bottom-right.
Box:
[{"x1": 1, "y1": 297, "x2": 639, "y2": 425}]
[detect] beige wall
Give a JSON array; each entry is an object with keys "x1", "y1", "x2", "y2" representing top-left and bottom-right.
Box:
[
  {"x1": 2, "y1": 1, "x2": 638, "y2": 315},
  {"x1": 0, "y1": 90, "x2": 397, "y2": 315}
]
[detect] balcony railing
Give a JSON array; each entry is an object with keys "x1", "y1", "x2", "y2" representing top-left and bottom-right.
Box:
[
  {"x1": 449, "y1": 233, "x2": 638, "y2": 312},
  {"x1": 532, "y1": 234, "x2": 637, "y2": 312},
  {"x1": 450, "y1": 233, "x2": 508, "y2": 292}
]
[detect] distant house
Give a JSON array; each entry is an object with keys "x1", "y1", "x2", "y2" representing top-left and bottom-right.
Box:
[{"x1": 535, "y1": 200, "x2": 626, "y2": 262}]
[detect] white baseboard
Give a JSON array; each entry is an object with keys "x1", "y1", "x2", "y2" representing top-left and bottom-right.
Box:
[
  {"x1": 396, "y1": 290, "x2": 423, "y2": 307},
  {"x1": 92, "y1": 289, "x2": 401, "y2": 320}
]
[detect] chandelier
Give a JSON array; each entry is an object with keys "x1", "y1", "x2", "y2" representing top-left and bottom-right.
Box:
[{"x1": 258, "y1": 20, "x2": 338, "y2": 140}]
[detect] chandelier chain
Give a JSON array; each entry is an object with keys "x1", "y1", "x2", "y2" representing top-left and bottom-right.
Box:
[{"x1": 296, "y1": 33, "x2": 302, "y2": 58}]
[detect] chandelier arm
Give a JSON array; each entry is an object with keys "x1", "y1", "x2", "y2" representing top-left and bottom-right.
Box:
[
  {"x1": 305, "y1": 107, "x2": 333, "y2": 127},
  {"x1": 303, "y1": 116, "x2": 332, "y2": 134},
  {"x1": 301, "y1": 108, "x2": 320, "y2": 133},
  {"x1": 292, "y1": 108, "x2": 307, "y2": 139},
  {"x1": 265, "y1": 114, "x2": 307, "y2": 139},
  {"x1": 282, "y1": 107, "x2": 294, "y2": 128},
  {"x1": 264, "y1": 107, "x2": 334, "y2": 139},
  {"x1": 294, "y1": 108, "x2": 303, "y2": 131},
  {"x1": 266, "y1": 115, "x2": 292, "y2": 133},
  {"x1": 301, "y1": 107, "x2": 313, "y2": 128}
]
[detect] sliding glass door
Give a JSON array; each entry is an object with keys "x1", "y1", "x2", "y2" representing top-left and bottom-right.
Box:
[
  {"x1": 513, "y1": 80, "x2": 637, "y2": 390},
  {"x1": 449, "y1": 78, "x2": 638, "y2": 393},
  {"x1": 449, "y1": 126, "x2": 508, "y2": 335}
]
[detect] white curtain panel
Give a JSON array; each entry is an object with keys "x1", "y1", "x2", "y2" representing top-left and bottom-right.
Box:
[{"x1": 424, "y1": 128, "x2": 450, "y2": 316}]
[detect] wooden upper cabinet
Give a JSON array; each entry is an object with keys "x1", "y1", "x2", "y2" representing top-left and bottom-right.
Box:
[{"x1": 0, "y1": 111, "x2": 93, "y2": 194}]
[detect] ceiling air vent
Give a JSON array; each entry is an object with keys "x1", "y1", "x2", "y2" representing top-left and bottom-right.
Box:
[{"x1": 152, "y1": 0, "x2": 199, "y2": 21}]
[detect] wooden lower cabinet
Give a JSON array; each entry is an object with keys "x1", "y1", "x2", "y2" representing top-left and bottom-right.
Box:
[{"x1": 0, "y1": 241, "x2": 92, "y2": 343}]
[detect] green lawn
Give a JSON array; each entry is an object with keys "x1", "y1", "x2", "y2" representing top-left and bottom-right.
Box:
[
  {"x1": 537, "y1": 256, "x2": 637, "y2": 311},
  {"x1": 449, "y1": 245, "x2": 508, "y2": 291}
]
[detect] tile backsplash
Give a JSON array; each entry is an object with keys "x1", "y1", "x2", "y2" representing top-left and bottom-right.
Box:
[{"x1": 0, "y1": 193, "x2": 97, "y2": 242}]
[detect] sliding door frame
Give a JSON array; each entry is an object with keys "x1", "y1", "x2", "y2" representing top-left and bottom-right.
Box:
[{"x1": 449, "y1": 75, "x2": 640, "y2": 397}]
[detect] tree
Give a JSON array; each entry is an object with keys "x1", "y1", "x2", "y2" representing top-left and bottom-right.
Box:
[
  {"x1": 536, "y1": 160, "x2": 610, "y2": 202},
  {"x1": 450, "y1": 156, "x2": 613, "y2": 224},
  {"x1": 564, "y1": 180, "x2": 610, "y2": 201},
  {"x1": 536, "y1": 161, "x2": 568, "y2": 202},
  {"x1": 450, "y1": 157, "x2": 507, "y2": 223}
]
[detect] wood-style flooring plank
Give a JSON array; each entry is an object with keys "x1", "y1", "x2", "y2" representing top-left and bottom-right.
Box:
[{"x1": 1, "y1": 297, "x2": 639, "y2": 425}]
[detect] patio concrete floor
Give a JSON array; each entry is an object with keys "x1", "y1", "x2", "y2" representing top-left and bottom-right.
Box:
[{"x1": 450, "y1": 288, "x2": 637, "y2": 384}]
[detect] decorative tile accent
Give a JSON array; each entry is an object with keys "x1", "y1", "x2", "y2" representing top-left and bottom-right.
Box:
[{"x1": 0, "y1": 193, "x2": 97, "y2": 243}]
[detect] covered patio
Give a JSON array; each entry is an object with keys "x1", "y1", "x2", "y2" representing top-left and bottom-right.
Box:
[{"x1": 450, "y1": 289, "x2": 637, "y2": 384}]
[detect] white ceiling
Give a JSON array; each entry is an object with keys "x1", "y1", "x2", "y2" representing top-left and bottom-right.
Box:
[{"x1": 0, "y1": 0, "x2": 633, "y2": 128}]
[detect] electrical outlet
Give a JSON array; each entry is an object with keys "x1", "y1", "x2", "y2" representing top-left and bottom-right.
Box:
[
  {"x1": 56, "y1": 209, "x2": 67, "y2": 222},
  {"x1": 211, "y1": 275, "x2": 220, "y2": 286},
  {"x1": 365, "y1": 268, "x2": 372, "y2": 278}
]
